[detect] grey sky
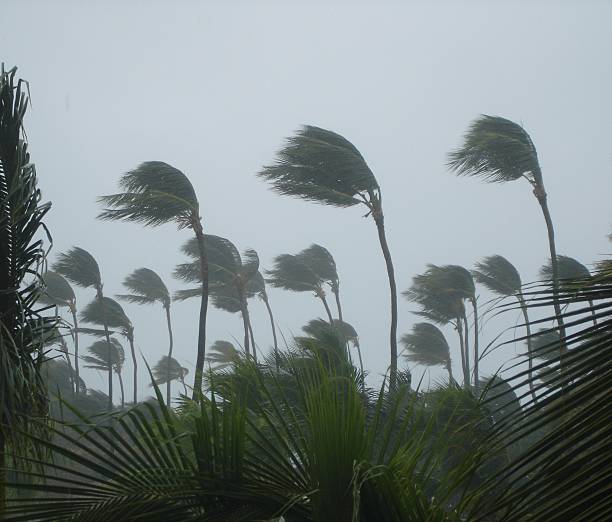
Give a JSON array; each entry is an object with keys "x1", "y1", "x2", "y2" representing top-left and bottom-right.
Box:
[{"x1": 3, "y1": 1, "x2": 611, "y2": 400}]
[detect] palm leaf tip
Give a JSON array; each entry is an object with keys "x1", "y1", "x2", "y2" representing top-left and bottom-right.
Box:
[
  {"x1": 98, "y1": 161, "x2": 199, "y2": 228},
  {"x1": 258, "y1": 125, "x2": 379, "y2": 207},
  {"x1": 448, "y1": 115, "x2": 541, "y2": 184},
  {"x1": 472, "y1": 255, "x2": 522, "y2": 296}
]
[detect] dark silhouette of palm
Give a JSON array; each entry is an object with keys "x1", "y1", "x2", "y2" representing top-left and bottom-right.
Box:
[
  {"x1": 448, "y1": 115, "x2": 567, "y2": 348},
  {"x1": 117, "y1": 268, "x2": 174, "y2": 403},
  {"x1": 206, "y1": 340, "x2": 241, "y2": 370},
  {"x1": 82, "y1": 338, "x2": 126, "y2": 408},
  {"x1": 259, "y1": 126, "x2": 399, "y2": 387},
  {"x1": 80, "y1": 297, "x2": 137, "y2": 404},
  {"x1": 401, "y1": 323, "x2": 454, "y2": 383},
  {"x1": 53, "y1": 247, "x2": 115, "y2": 409},
  {"x1": 151, "y1": 356, "x2": 189, "y2": 398},
  {"x1": 98, "y1": 161, "x2": 209, "y2": 398}
]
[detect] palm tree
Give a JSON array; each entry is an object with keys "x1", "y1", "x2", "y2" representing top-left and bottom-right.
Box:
[
  {"x1": 39, "y1": 271, "x2": 81, "y2": 393},
  {"x1": 206, "y1": 340, "x2": 241, "y2": 370},
  {"x1": 401, "y1": 323, "x2": 454, "y2": 383},
  {"x1": 247, "y1": 271, "x2": 279, "y2": 366},
  {"x1": 117, "y1": 268, "x2": 174, "y2": 404},
  {"x1": 540, "y1": 255, "x2": 598, "y2": 326},
  {"x1": 299, "y1": 244, "x2": 344, "y2": 321},
  {"x1": 473, "y1": 255, "x2": 537, "y2": 403},
  {"x1": 80, "y1": 297, "x2": 137, "y2": 404},
  {"x1": 174, "y1": 236, "x2": 260, "y2": 358},
  {"x1": 259, "y1": 126, "x2": 399, "y2": 387},
  {"x1": 448, "y1": 115, "x2": 567, "y2": 352},
  {"x1": 82, "y1": 338, "x2": 126, "y2": 408},
  {"x1": 53, "y1": 247, "x2": 115, "y2": 410},
  {"x1": 40, "y1": 325, "x2": 77, "y2": 395},
  {"x1": 404, "y1": 264, "x2": 477, "y2": 388},
  {"x1": 151, "y1": 356, "x2": 189, "y2": 398},
  {"x1": 98, "y1": 161, "x2": 209, "y2": 399},
  {"x1": 266, "y1": 252, "x2": 335, "y2": 323}
]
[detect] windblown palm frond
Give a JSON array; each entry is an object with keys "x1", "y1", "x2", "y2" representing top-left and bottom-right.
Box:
[
  {"x1": 97, "y1": 161, "x2": 199, "y2": 229},
  {"x1": 207, "y1": 340, "x2": 241, "y2": 369},
  {"x1": 43, "y1": 359, "x2": 85, "y2": 396},
  {"x1": 151, "y1": 356, "x2": 188, "y2": 386},
  {"x1": 80, "y1": 297, "x2": 132, "y2": 333},
  {"x1": 447, "y1": 115, "x2": 541, "y2": 184},
  {"x1": 39, "y1": 270, "x2": 75, "y2": 308},
  {"x1": 401, "y1": 323, "x2": 452, "y2": 372},
  {"x1": 266, "y1": 253, "x2": 321, "y2": 292},
  {"x1": 117, "y1": 267, "x2": 170, "y2": 308},
  {"x1": 82, "y1": 338, "x2": 125, "y2": 373},
  {"x1": 299, "y1": 244, "x2": 338, "y2": 283},
  {"x1": 540, "y1": 255, "x2": 591, "y2": 286},
  {"x1": 473, "y1": 255, "x2": 522, "y2": 296},
  {"x1": 52, "y1": 247, "x2": 102, "y2": 291}
]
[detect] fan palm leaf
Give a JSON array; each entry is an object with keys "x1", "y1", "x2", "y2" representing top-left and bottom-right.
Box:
[
  {"x1": 259, "y1": 125, "x2": 399, "y2": 388},
  {"x1": 401, "y1": 323, "x2": 453, "y2": 382},
  {"x1": 98, "y1": 161, "x2": 209, "y2": 399},
  {"x1": 83, "y1": 338, "x2": 126, "y2": 407}
]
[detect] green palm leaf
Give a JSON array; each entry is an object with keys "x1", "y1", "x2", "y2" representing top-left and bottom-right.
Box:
[
  {"x1": 117, "y1": 267, "x2": 170, "y2": 308},
  {"x1": 38, "y1": 270, "x2": 75, "y2": 308},
  {"x1": 53, "y1": 246, "x2": 102, "y2": 291},
  {"x1": 473, "y1": 255, "x2": 522, "y2": 296},
  {"x1": 401, "y1": 323, "x2": 452, "y2": 370}
]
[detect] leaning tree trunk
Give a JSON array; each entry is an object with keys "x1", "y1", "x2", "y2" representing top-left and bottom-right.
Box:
[
  {"x1": 127, "y1": 332, "x2": 137, "y2": 404},
  {"x1": 118, "y1": 372, "x2": 125, "y2": 408},
  {"x1": 446, "y1": 359, "x2": 454, "y2": 384},
  {"x1": 517, "y1": 292, "x2": 537, "y2": 404},
  {"x1": 333, "y1": 282, "x2": 343, "y2": 323},
  {"x1": 461, "y1": 310, "x2": 472, "y2": 388},
  {"x1": 372, "y1": 207, "x2": 398, "y2": 390},
  {"x1": 456, "y1": 317, "x2": 469, "y2": 389},
  {"x1": 471, "y1": 298, "x2": 480, "y2": 387},
  {"x1": 317, "y1": 289, "x2": 334, "y2": 324},
  {"x1": 165, "y1": 305, "x2": 174, "y2": 405},
  {"x1": 97, "y1": 289, "x2": 113, "y2": 411},
  {"x1": 70, "y1": 305, "x2": 80, "y2": 395},
  {"x1": 240, "y1": 303, "x2": 251, "y2": 356},
  {"x1": 247, "y1": 315, "x2": 257, "y2": 362},
  {"x1": 192, "y1": 223, "x2": 209, "y2": 399},
  {"x1": 262, "y1": 293, "x2": 279, "y2": 369}
]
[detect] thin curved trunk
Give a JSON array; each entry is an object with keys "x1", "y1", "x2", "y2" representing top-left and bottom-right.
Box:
[
  {"x1": 456, "y1": 318, "x2": 468, "y2": 389},
  {"x1": 240, "y1": 303, "x2": 251, "y2": 356},
  {"x1": 446, "y1": 358, "x2": 454, "y2": 384},
  {"x1": 128, "y1": 333, "x2": 137, "y2": 404},
  {"x1": 118, "y1": 372, "x2": 125, "y2": 408},
  {"x1": 318, "y1": 292, "x2": 334, "y2": 324},
  {"x1": 165, "y1": 305, "x2": 173, "y2": 405},
  {"x1": 246, "y1": 303, "x2": 257, "y2": 362},
  {"x1": 70, "y1": 306, "x2": 80, "y2": 395},
  {"x1": 462, "y1": 310, "x2": 471, "y2": 388},
  {"x1": 333, "y1": 283, "x2": 343, "y2": 323},
  {"x1": 262, "y1": 293, "x2": 279, "y2": 369},
  {"x1": 180, "y1": 375, "x2": 187, "y2": 396},
  {"x1": 355, "y1": 341, "x2": 365, "y2": 390},
  {"x1": 372, "y1": 209, "x2": 398, "y2": 389},
  {"x1": 471, "y1": 298, "x2": 479, "y2": 387},
  {"x1": 192, "y1": 225, "x2": 209, "y2": 399},
  {"x1": 60, "y1": 338, "x2": 75, "y2": 396},
  {"x1": 517, "y1": 292, "x2": 537, "y2": 404},
  {"x1": 97, "y1": 288, "x2": 113, "y2": 411}
]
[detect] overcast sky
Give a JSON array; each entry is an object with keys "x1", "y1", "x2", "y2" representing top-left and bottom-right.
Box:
[{"x1": 3, "y1": 1, "x2": 611, "y2": 401}]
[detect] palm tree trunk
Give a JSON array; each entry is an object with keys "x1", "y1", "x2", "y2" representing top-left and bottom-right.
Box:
[
  {"x1": 456, "y1": 318, "x2": 469, "y2": 389},
  {"x1": 118, "y1": 372, "x2": 125, "y2": 408},
  {"x1": 355, "y1": 341, "x2": 365, "y2": 388},
  {"x1": 318, "y1": 292, "x2": 334, "y2": 324},
  {"x1": 333, "y1": 284, "x2": 343, "y2": 323},
  {"x1": 372, "y1": 209, "x2": 398, "y2": 389},
  {"x1": 70, "y1": 306, "x2": 80, "y2": 395},
  {"x1": 240, "y1": 303, "x2": 251, "y2": 356},
  {"x1": 61, "y1": 339, "x2": 75, "y2": 396},
  {"x1": 97, "y1": 288, "x2": 113, "y2": 411},
  {"x1": 248, "y1": 320, "x2": 257, "y2": 362},
  {"x1": 446, "y1": 359, "x2": 454, "y2": 384},
  {"x1": 471, "y1": 298, "x2": 480, "y2": 387},
  {"x1": 462, "y1": 311, "x2": 471, "y2": 388},
  {"x1": 165, "y1": 305, "x2": 174, "y2": 405},
  {"x1": 192, "y1": 225, "x2": 209, "y2": 400},
  {"x1": 262, "y1": 293, "x2": 279, "y2": 369},
  {"x1": 517, "y1": 292, "x2": 537, "y2": 404},
  {"x1": 128, "y1": 333, "x2": 137, "y2": 404},
  {"x1": 534, "y1": 189, "x2": 568, "y2": 356}
]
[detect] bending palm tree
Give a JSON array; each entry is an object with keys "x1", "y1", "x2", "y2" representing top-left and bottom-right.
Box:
[
  {"x1": 39, "y1": 270, "x2": 81, "y2": 393},
  {"x1": 473, "y1": 255, "x2": 537, "y2": 403},
  {"x1": 266, "y1": 252, "x2": 334, "y2": 323},
  {"x1": 151, "y1": 356, "x2": 189, "y2": 398},
  {"x1": 53, "y1": 247, "x2": 114, "y2": 410},
  {"x1": 117, "y1": 268, "x2": 174, "y2": 403},
  {"x1": 259, "y1": 126, "x2": 399, "y2": 387},
  {"x1": 248, "y1": 271, "x2": 279, "y2": 366},
  {"x1": 174, "y1": 236, "x2": 259, "y2": 358},
  {"x1": 206, "y1": 340, "x2": 241, "y2": 370},
  {"x1": 401, "y1": 323, "x2": 454, "y2": 383},
  {"x1": 83, "y1": 338, "x2": 126, "y2": 408},
  {"x1": 540, "y1": 255, "x2": 598, "y2": 327},
  {"x1": 448, "y1": 115, "x2": 567, "y2": 355},
  {"x1": 98, "y1": 161, "x2": 209, "y2": 399},
  {"x1": 80, "y1": 297, "x2": 137, "y2": 404},
  {"x1": 300, "y1": 244, "x2": 344, "y2": 321}
]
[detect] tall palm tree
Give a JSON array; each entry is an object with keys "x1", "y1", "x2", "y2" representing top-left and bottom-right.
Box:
[
  {"x1": 259, "y1": 126, "x2": 399, "y2": 387},
  {"x1": 473, "y1": 255, "x2": 537, "y2": 403},
  {"x1": 299, "y1": 244, "x2": 344, "y2": 321},
  {"x1": 247, "y1": 271, "x2": 279, "y2": 366},
  {"x1": 401, "y1": 323, "x2": 454, "y2": 383},
  {"x1": 53, "y1": 247, "x2": 114, "y2": 409},
  {"x1": 39, "y1": 271, "x2": 80, "y2": 393},
  {"x1": 82, "y1": 338, "x2": 126, "y2": 408},
  {"x1": 266, "y1": 252, "x2": 334, "y2": 323},
  {"x1": 151, "y1": 356, "x2": 189, "y2": 398},
  {"x1": 98, "y1": 161, "x2": 209, "y2": 398},
  {"x1": 448, "y1": 115, "x2": 567, "y2": 352},
  {"x1": 174, "y1": 235, "x2": 259, "y2": 358},
  {"x1": 540, "y1": 255, "x2": 598, "y2": 326},
  {"x1": 206, "y1": 340, "x2": 241, "y2": 370},
  {"x1": 404, "y1": 264, "x2": 477, "y2": 388},
  {"x1": 80, "y1": 297, "x2": 137, "y2": 404},
  {"x1": 117, "y1": 268, "x2": 174, "y2": 404}
]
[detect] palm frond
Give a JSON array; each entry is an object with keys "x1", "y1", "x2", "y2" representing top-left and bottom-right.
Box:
[
  {"x1": 207, "y1": 340, "x2": 241, "y2": 369},
  {"x1": 118, "y1": 267, "x2": 170, "y2": 308},
  {"x1": 38, "y1": 270, "x2": 75, "y2": 307},
  {"x1": 448, "y1": 115, "x2": 541, "y2": 184},
  {"x1": 151, "y1": 355, "x2": 188, "y2": 385},
  {"x1": 80, "y1": 297, "x2": 131, "y2": 333},
  {"x1": 98, "y1": 161, "x2": 199, "y2": 229},
  {"x1": 472, "y1": 255, "x2": 522, "y2": 296},
  {"x1": 52, "y1": 246, "x2": 101, "y2": 290},
  {"x1": 540, "y1": 255, "x2": 592, "y2": 289},
  {"x1": 400, "y1": 323, "x2": 451, "y2": 368},
  {"x1": 266, "y1": 253, "x2": 321, "y2": 292},
  {"x1": 298, "y1": 243, "x2": 338, "y2": 283},
  {"x1": 83, "y1": 337, "x2": 125, "y2": 372},
  {"x1": 258, "y1": 125, "x2": 379, "y2": 207}
]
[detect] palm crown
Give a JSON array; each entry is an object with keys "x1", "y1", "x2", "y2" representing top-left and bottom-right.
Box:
[
  {"x1": 117, "y1": 267, "x2": 171, "y2": 309},
  {"x1": 53, "y1": 247, "x2": 102, "y2": 293},
  {"x1": 472, "y1": 255, "x2": 522, "y2": 297},
  {"x1": 83, "y1": 338, "x2": 125, "y2": 373},
  {"x1": 401, "y1": 323, "x2": 453, "y2": 379},
  {"x1": 39, "y1": 271, "x2": 76, "y2": 309}
]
